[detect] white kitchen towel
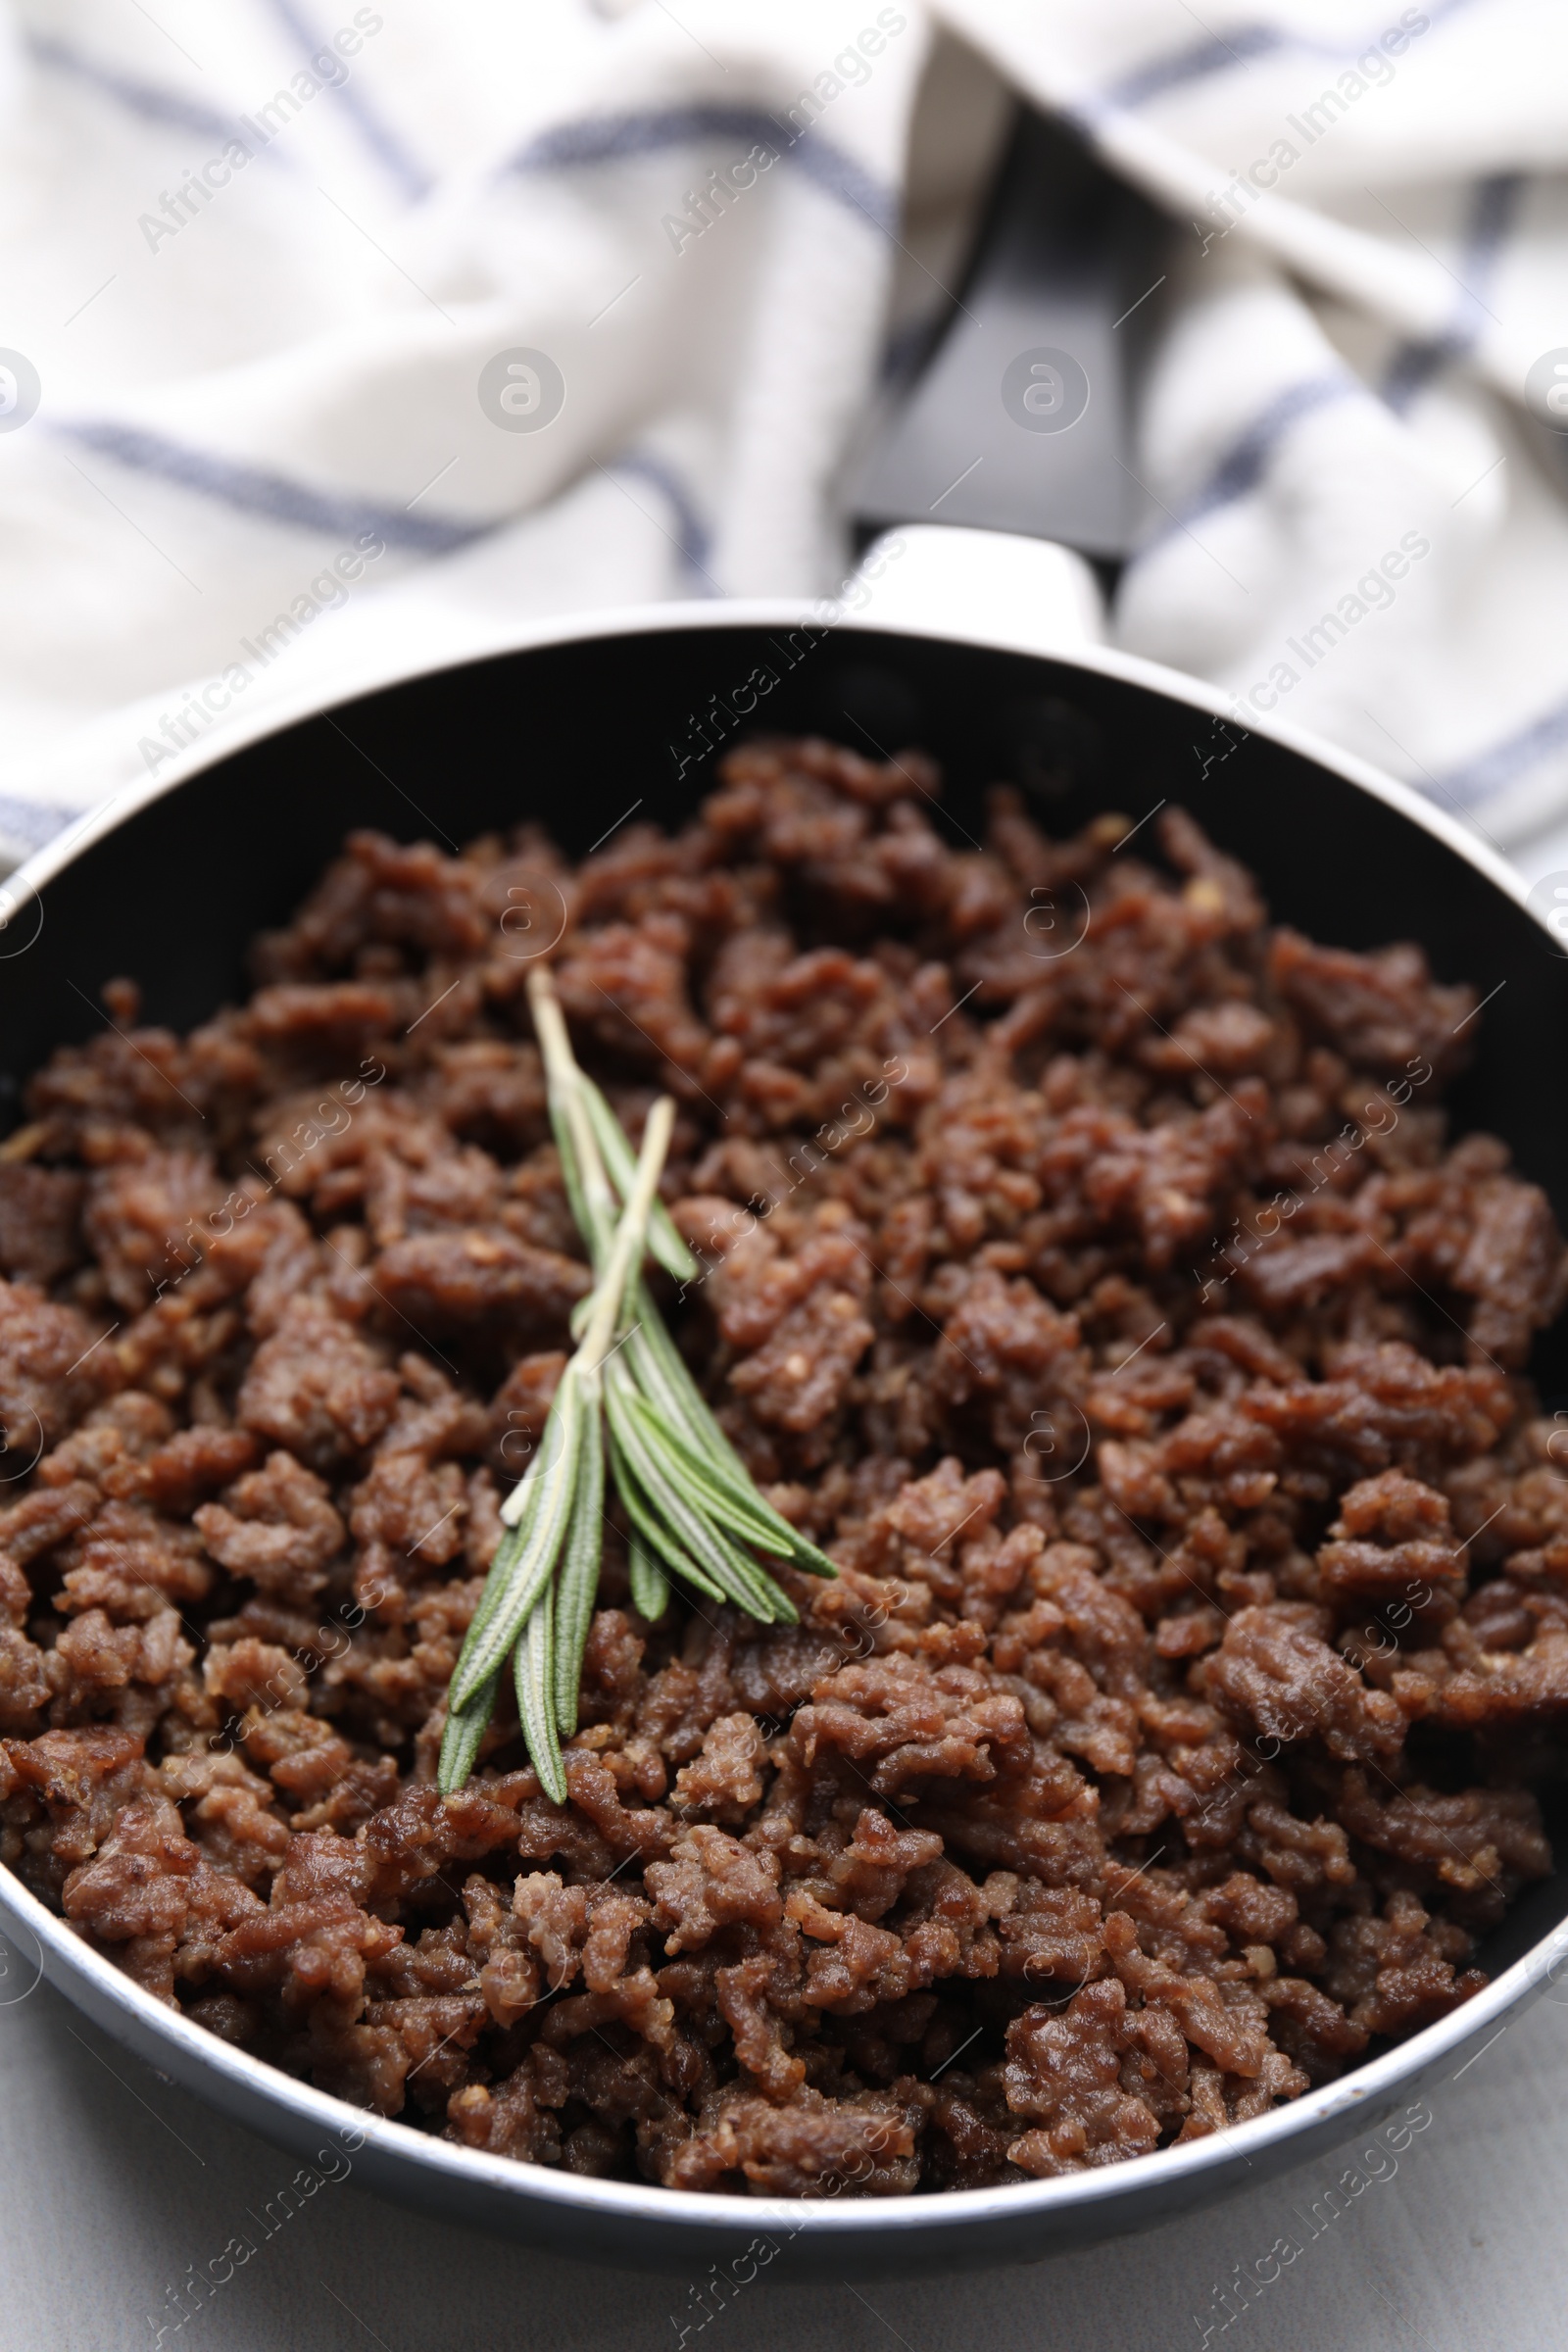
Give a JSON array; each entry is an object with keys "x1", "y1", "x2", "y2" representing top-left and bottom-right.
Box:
[{"x1": 0, "y1": 0, "x2": 1565, "y2": 867}]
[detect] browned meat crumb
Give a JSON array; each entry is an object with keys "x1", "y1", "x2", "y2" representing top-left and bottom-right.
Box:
[{"x1": 1, "y1": 733, "x2": 1563, "y2": 2196}]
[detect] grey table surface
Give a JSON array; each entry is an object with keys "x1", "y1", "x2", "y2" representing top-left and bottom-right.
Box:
[{"x1": 1, "y1": 1948, "x2": 1564, "y2": 2352}]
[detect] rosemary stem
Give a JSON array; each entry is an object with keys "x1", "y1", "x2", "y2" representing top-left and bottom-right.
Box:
[
  {"x1": 529, "y1": 964, "x2": 616, "y2": 1260},
  {"x1": 528, "y1": 962, "x2": 697, "y2": 1287},
  {"x1": 575, "y1": 1095, "x2": 674, "y2": 1379}
]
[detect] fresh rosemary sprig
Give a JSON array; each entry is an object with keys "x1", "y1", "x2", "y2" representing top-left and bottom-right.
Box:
[{"x1": 437, "y1": 966, "x2": 836, "y2": 1801}]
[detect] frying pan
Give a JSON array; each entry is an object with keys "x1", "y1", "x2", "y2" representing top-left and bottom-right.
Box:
[{"x1": 1, "y1": 497, "x2": 1568, "y2": 2282}]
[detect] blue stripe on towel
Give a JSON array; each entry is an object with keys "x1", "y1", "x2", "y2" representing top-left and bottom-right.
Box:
[
  {"x1": 1100, "y1": 26, "x2": 1291, "y2": 111},
  {"x1": 25, "y1": 31, "x2": 273, "y2": 152},
  {"x1": 507, "y1": 104, "x2": 899, "y2": 238},
  {"x1": 1382, "y1": 172, "x2": 1525, "y2": 410},
  {"x1": 1132, "y1": 373, "x2": 1359, "y2": 564},
  {"x1": 50, "y1": 422, "x2": 714, "y2": 591},
  {"x1": 605, "y1": 450, "x2": 713, "y2": 587},
  {"x1": 0, "y1": 796, "x2": 80, "y2": 857},
  {"x1": 1094, "y1": 0, "x2": 1483, "y2": 112},
  {"x1": 51, "y1": 421, "x2": 487, "y2": 555},
  {"x1": 1437, "y1": 692, "x2": 1568, "y2": 806},
  {"x1": 261, "y1": 0, "x2": 432, "y2": 201}
]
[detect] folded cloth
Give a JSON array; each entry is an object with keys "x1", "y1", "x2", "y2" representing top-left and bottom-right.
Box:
[
  {"x1": 0, "y1": 0, "x2": 1564, "y2": 870},
  {"x1": 0, "y1": 0, "x2": 924, "y2": 858},
  {"x1": 944, "y1": 0, "x2": 1568, "y2": 860}
]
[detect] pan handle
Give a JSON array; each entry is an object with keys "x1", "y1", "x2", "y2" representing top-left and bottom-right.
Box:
[{"x1": 851, "y1": 524, "x2": 1104, "y2": 658}]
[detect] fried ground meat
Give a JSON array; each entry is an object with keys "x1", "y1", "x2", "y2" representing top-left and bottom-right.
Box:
[{"x1": 2, "y1": 735, "x2": 1565, "y2": 2195}]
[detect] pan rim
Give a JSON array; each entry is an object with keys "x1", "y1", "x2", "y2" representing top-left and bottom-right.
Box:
[
  {"x1": 5, "y1": 595, "x2": 1530, "y2": 932},
  {"x1": 1, "y1": 593, "x2": 1559, "y2": 2245},
  {"x1": 3, "y1": 1857, "x2": 1565, "y2": 2239}
]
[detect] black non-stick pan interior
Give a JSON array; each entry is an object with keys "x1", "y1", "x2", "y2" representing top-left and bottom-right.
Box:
[{"x1": 6, "y1": 612, "x2": 1568, "y2": 2189}]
